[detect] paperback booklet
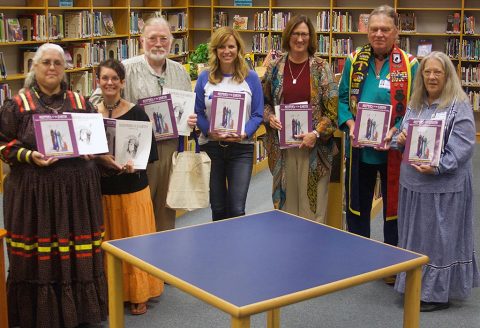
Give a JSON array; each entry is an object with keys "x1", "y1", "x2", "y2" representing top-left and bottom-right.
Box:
[
  {"x1": 33, "y1": 113, "x2": 108, "y2": 158},
  {"x1": 353, "y1": 102, "x2": 392, "y2": 149},
  {"x1": 163, "y1": 87, "x2": 195, "y2": 136},
  {"x1": 103, "y1": 118, "x2": 153, "y2": 170},
  {"x1": 417, "y1": 39, "x2": 432, "y2": 58},
  {"x1": 403, "y1": 118, "x2": 445, "y2": 167},
  {"x1": 138, "y1": 94, "x2": 178, "y2": 141},
  {"x1": 233, "y1": 15, "x2": 248, "y2": 30},
  {"x1": 279, "y1": 103, "x2": 312, "y2": 149},
  {"x1": 209, "y1": 91, "x2": 246, "y2": 136}
]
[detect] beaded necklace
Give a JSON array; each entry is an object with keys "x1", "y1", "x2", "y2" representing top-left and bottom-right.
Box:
[{"x1": 103, "y1": 98, "x2": 121, "y2": 118}]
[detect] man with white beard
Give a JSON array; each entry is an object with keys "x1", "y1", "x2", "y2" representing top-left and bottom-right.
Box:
[{"x1": 92, "y1": 17, "x2": 196, "y2": 232}]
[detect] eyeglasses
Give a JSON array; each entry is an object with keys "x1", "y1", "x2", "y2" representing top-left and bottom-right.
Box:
[
  {"x1": 422, "y1": 70, "x2": 444, "y2": 78},
  {"x1": 291, "y1": 32, "x2": 310, "y2": 39},
  {"x1": 100, "y1": 75, "x2": 121, "y2": 83},
  {"x1": 40, "y1": 59, "x2": 64, "y2": 68},
  {"x1": 146, "y1": 36, "x2": 170, "y2": 44}
]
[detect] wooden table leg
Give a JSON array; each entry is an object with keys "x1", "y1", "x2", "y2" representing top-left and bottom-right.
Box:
[
  {"x1": 403, "y1": 266, "x2": 422, "y2": 328},
  {"x1": 107, "y1": 252, "x2": 124, "y2": 328},
  {"x1": 231, "y1": 316, "x2": 250, "y2": 328},
  {"x1": 0, "y1": 229, "x2": 8, "y2": 328},
  {"x1": 267, "y1": 308, "x2": 280, "y2": 328}
]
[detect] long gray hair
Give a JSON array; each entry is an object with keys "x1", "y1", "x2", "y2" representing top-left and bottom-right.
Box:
[
  {"x1": 23, "y1": 43, "x2": 66, "y2": 89},
  {"x1": 409, "y1": 51, "x2": 468, "y2": 110}
]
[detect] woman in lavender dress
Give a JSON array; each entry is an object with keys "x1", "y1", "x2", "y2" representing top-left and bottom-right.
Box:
[{"x1": 394, "y1": 51, "x2": 479, "y2": 312}]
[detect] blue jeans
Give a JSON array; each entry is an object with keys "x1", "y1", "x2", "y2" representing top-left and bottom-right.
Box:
[{"x1": 200, "y1": 141, "x2": 254, "y2": 221}]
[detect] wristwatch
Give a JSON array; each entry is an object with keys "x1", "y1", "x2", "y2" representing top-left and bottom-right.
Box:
[{"x1": 312, "y1": 130, "x2": 320, "y2": 138}]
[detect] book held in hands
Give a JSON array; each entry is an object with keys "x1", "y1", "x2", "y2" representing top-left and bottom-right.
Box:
[
  {"x1": 279, "y1": 103, "x2": 312, "y2": 149},
  {"x1": 163, "y1": 87, "x2": 195, "y2": 136},
  {"x1": 103, "y1": 118, "x2": 153, "y2": 170},
  {"x1": 138, "y1": 94, "x2": 178, "y2": 141},
  {"x1": 209, "y1": 91, "x2": 246, "y2": 136},
  {"x1": 353, "y1": 102, "x2": 392, "y2": 149},
  {"x1": 403, "y1": 118, "x2": 445, "y2": 167},
  {"x1": 33, "y1": 113, "x2": 108, "y2": 158}
]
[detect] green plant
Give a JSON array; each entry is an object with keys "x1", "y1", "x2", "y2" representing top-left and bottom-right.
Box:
[{"x1": 188, "y1": 43, "x2": 209, "y2": 80}]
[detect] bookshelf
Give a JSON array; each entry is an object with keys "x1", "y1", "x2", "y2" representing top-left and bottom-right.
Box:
[{"x1": 0, "y1": 0, "x2": 189, "y2": 102}]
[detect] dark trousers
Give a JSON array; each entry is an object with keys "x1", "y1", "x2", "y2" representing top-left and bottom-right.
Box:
[
  {"x1": 345, "y1": 159, "x2": 398, "y2": 246},
  {"x1": 200, "y1": 142, "x2": 254, "y2": 221}
]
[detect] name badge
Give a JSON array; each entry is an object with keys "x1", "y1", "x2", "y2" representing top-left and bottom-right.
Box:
[
  {"x1": 379, "y1": 80, "x2": 390, "y2": 89},
  {"x1": 433, "y1": 112, "x2": 447, "y2": 119}
]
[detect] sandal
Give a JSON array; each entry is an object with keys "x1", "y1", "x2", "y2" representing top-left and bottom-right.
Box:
[{"x1": 130, "y1": 302, "x2": 147, "y2": 315}]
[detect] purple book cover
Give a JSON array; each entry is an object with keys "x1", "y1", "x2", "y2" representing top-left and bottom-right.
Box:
[
  {"x1": 103, "y1": 118, "x2": 116, "y2": 155},
  {"x1": 353, "y1": 102, "x2": 392, "y2": 149},
  {"x1": 279, "y1": 103, "x2": 312, "y2": 149},
  {"x1": 403, "y1": 118, "x2": 445, "y2": 167},
  {"x1": 138, "y1": 94, "x2": 178, "y2": 141},
  {"x1": 33, "y1": 113, "x2": 78, "y2": 158},
  {"x1": 209, "y1": 91, "x2": 246, "y2": 135}
]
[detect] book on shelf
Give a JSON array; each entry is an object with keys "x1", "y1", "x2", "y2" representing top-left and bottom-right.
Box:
[
  {"x1": 163, "y1": 87, "x2": 196, "y2": 136},
  {"x1": 167, "y1": 12, "x2": 187, "y2": 32},
  {"x1": 245, "y1": 53, "x2": 254, "y2": 70},
  {"x1": 138, "y1": 94, "x2": 178, "y2": 141},
  {"x1": 69, "y1": 71, "x2": 92, "y2": 97},
  {"x1": 33, "y1": 113, "x2": 108, "y2": 158},
  {"x1": 72, "y1": 43, "x2": 90, "y2": 68},
  {"x1": 102, "y1": 13, "x2": 116, "y2": 35},
  {"x1": 59, "y1": 0, "x2": 73, "y2": 6},
  {"x1": 18, "y1": 17, "x2": 33, "y2": 41},
  {"x1": 233, "y1": 15, "x2": 248, "y2": 30},
  {"x1": 210, "y1": 91, "x2": 246, "y2": 136},
  {"x1": 403, "y1": 118, "x2": 445, "y2": 167},
  {"x1": 7, "y1": 18, "x2": 24, "y2": 42},
  {"x1": 0, "y1": 52, "x2": 7, "y2": 79},
  {"x1": 352, "y1": 102, "x2": 392, "y2": 149},
  {"x1": 103, "y1": 118, "x2": 153, "y2": 170},
  {"x1": 447, "y1": 13, "x2": 461, "y2": 34},
  {"x1": 417, "y1": 39, "x2": 433, "y2": 58},
  {"x1": 279, "y1": 103, "x2": 312, "y2": 149},
  {"x1": 358, "y1": 14, "x2": 369, "y2": 33},
  {"x1": 214, "y1": 12, "x2": 229, "y2": 28},
  {"x1": 22, "y1": 49, "x2": 37, "y2": 74},
  {"x1": 234, "y1": 0, "x2": 252, "y2": 6},
  {"x1": 464, "y1": 15, "x2": 475, "y2": 35},
  {"x1": 398, "y1": 13, "x2": 416, "y2": 33}
]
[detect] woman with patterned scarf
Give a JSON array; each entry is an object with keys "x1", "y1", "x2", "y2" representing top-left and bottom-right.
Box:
[{"x1": 263, "y1": 15, "x2": 338, "y2": 223}]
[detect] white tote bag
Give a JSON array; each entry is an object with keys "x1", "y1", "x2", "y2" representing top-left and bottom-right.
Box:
[{"x1": 166, "y1": 135, "x2": 211, "y2": 211}]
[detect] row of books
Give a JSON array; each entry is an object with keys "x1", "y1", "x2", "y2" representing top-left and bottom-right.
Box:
[
  {"x1": 464, "y1": 15, "x2": 476, "y2": 34},
  {"x1": 251, "y1": 33, "x2": 269, "y2": 53},
  {"x1": 271, "y1": 35, "x2": 281, "y2": 52},
  {"x1": 445, "y1": 38, "x2": 460, "y2": 59},
  {"x1": 318, "y1": 34, "x2": 330, "y2": 56},
  {"x1": 331, "y1": 37, "x2": 353, "y2": 57},
  {"x1": 0, "y1": 14, "x2": 47, "y2": 42},
  {"x1": 446, "y1": 13, "x2": 462, "y2": 34},
  {"x1": 271, "y1": 12, "x2": 292, "y2": 32},
  {"x1": 253, "y1": 11, "x2": 269, "y2": 31},
  {"x1": 461, "y1": 64, "x2": 480, "y2": 86},
  {"x1": 214, "y1": 12, "x2": 229, "y2": 29},
  {"x1": 68, "y1": 71, "x2": 94, "y2": 97},
  {"x1": 331, "y1": 11, "x2": 353, "y2": 33},
  {"x1": 461, "y1": 39, "x2": 480, "y2": 60}
]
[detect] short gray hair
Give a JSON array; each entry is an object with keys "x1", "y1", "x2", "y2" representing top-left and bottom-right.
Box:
[
  {"x1": 409, "y1": 51, "x2": 468, "y2": 110},
  {"x1": 24, "y1": 43, "x2": 66, "y2": 89},
  {"x1": 141, "y1": 17, "x2": 173, "y2": 39},
  {"x1": 369, "y1": 5, "x2": 398, "y2": 27}
]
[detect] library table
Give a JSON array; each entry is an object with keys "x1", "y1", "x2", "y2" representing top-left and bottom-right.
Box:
[{"x1": 102, "y1": 210, "x2": 428, "y2": 328}]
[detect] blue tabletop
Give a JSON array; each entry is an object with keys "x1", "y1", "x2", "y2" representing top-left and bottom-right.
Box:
[{"x1": 108, "y1": 210, "x2": 421, "y2": 307}]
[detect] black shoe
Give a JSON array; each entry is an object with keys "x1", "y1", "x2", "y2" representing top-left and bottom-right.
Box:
[{"x1": 420, "y1": 301, "x2": 450, "y2": 312}]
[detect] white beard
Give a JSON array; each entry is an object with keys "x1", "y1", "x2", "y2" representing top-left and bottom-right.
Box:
[{"x1": 145, "y1": 48, "x2": 168, "y2": 62}]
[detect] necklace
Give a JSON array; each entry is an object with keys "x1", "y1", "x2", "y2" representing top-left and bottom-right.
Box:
[
  {"x1": 33, "y1": 87, "x2": 66, "y2": 114},
  {"x1": 288, "y1": 58, "x2": 309, "y2": 85},
  {"x1": 103, "y1": 98, "x2": 121, "y2": 118}
]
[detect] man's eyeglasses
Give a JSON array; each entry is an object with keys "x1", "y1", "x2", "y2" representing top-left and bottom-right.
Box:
[
  {"x1": 146, "y1": 36, "x2": 170, "y2": 44},
  {"x1": 291, "y1": 32, "x2": 310, "y2": 39}
]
